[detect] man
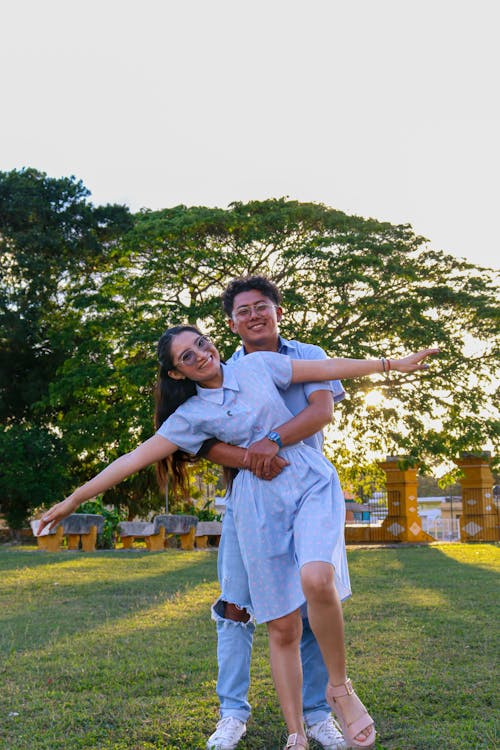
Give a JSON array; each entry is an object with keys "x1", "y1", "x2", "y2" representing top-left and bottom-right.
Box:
[{"x1": 204, "y1": 276, "x2": 347, "y2": 750}]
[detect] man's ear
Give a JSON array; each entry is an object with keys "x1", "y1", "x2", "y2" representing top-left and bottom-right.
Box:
[
  {"x1": 228, "y1": 316, "x2": 238, "y2": 335},
  {"x1": 276, "y1": 306, "x2": 283, "y2": 323},
  {"x1": 168, "y1": 369, "x2": 186, "y2": 381}
]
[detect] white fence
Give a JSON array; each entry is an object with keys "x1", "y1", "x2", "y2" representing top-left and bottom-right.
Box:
[{"x1": 421, "y1": 516, "x2": 460, "y2": 541}]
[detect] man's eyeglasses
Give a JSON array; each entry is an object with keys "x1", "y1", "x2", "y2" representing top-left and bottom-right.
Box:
[
  {"x1": 232, "y1": 302, "x2": 277, "y2": 321},
  {"x1": 175, "y1": 335, "x2": 213, "y2": 367}
]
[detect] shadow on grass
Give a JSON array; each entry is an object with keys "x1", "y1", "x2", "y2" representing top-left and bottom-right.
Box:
[
  {"x1": 1, "y1": 545, "x2": 498, "y2": 749},
  {"x1": 1, "y1": 549, "x2": 223, "y2": 749},
  {"x1": 343, "y1": 544, "x2": 499, "y2": 749},
  {"x1": 0, "y1": 549, "x2": 218, "y2": 651}
]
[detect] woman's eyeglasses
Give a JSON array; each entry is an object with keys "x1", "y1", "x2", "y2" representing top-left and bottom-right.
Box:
[{"x1": 175, "y1": 335, "x2": 213, "y2": 367}]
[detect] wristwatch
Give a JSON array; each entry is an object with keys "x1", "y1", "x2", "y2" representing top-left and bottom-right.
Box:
[{"x1": 267, "y1": 431, "x2": 283, "y2": 449}]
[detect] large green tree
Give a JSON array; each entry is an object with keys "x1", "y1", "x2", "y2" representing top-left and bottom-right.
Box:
[
  {"x1": 4, "y1": 180, "x2": 498, "y2": 527},
  {"x1": 0, "y1": 167, "x2": 133, "y2": 421},
  {"x1": 0, "y1": 168, "x2": 133, "y2": 527},
  {"x1": 50, "y1": 198, "x2": 499, "y2": 493},
  {"x1": 0, "y1": 424, "x2": 69, "y2": 532}
]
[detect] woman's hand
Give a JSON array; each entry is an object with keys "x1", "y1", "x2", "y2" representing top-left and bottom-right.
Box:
[
  {"x1": 36, "y1": 435, "x2": 176, "y2": 537},
  {"x1": 390, "y1": 348, "x2": 440, "y2": 373},
  {"x1": 36, "y1": 496, "x2": 80, "y2": 535}
]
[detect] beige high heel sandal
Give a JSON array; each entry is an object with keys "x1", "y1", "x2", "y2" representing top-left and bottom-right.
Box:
[
  {"x1": 284, "y1": 732, "x2": 309, "y2": 749},
  {"x1": 326, "y1": 678, "x2": 375, "y2": 749}
]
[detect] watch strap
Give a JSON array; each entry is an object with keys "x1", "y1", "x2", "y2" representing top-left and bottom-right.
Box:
[{"x1": 267, "y1": 431, "x2": 283, "y2": 449}]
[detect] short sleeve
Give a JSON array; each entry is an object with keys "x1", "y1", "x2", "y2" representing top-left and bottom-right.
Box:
[
  {"x1": 157, "y1": 409, "x2": 212, "y2": 455},
  {"x1": 244, "y1": 351, "x2": 293, "y2": 390}
]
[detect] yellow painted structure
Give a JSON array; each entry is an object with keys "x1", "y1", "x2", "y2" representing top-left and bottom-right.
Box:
[
  {"x1": 179, "y1": 526, "x2": 196, "y2": 550},
  {"x1": 455, "y1": 454, "x2": 500, "y2": 542},
  {"x1": 35, "y1": 524, "x2": 99, "y2": 552},
  {"x1": 344, "y1": 458, "x2": 434, "y2": 544},
  {"x1": 66, "y1": 525, "x2": 99, "y2": 552},
  {"x1": 344, "y1": 524, "x2": 372, "y2": 544},
  {"x1": 118, "y1": 517, "x2": 198, "y2": 551},
  {"x1": 144, "y1": 526, "x2": 167, "y2": 551},
  {"x1": 376, "y1": 458, "x2": 434, "y2": 543},
  {"x1": 35, "y1": 526, "x2": 64, "y2": 551},
  {"x1": 194, "y1": 520, "x2": 223, "y2": 549},
  {"x1": 195, "y1": 534, "x2": 209, "y2": 549}
]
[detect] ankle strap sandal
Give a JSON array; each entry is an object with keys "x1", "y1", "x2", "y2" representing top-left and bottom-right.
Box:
[
  {"x1": 284, "y1": 733, "x2": 309, "y2": 749},
  {"x1": 326, "y1": 678, "x2": 376, "y2": 749}
]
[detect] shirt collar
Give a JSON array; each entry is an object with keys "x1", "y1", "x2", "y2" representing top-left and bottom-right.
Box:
[
  {"x1": 232, "y1": 335, "x2": 296, "y2": 359},
  {"x1": 276, "y1": 336, "x2": 298, "y2": 354},
  {"x1": 195, "y1": 363, "x2": 240, "y2": 404}
]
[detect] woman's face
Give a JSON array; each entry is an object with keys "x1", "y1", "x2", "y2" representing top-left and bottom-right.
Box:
[{"x1": 168, "y1": 331, "x2": 222, "y2": 388}]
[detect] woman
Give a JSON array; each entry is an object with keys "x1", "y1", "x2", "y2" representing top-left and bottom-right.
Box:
[{"x1": 39, "y1": 325, "x2": 438, "y2": 749}]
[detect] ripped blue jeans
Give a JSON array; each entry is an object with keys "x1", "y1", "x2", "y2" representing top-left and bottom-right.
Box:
[{"x1": 212, "y1": 502, "x2": 330, "y2": 726}]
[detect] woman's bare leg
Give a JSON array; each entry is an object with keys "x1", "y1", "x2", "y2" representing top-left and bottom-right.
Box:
[
  {"x1": 266, "y1": 609, "x2": 306, "y2": 739},
  {"x1": 301, "y1": 561, "x2": 374, "y2": 744},
  {"x1": 301, "y1": 562, "x2": 346, "y2": 682}
]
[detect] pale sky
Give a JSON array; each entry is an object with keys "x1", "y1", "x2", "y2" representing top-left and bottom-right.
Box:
[{"x1": 1, "y1": 0, "x2": 499, "y2": 269}]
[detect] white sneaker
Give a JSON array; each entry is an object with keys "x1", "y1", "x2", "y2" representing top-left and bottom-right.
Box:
[
  {"x1": 206, "y1": 717, "x2": 247, "y2": 750},
  {"x1": 306, "y1": 716, "x2": 347, "y2": 750}
]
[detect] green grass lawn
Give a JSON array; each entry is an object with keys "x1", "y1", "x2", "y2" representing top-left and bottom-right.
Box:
[{"x1": 1, "y1": 543, "x2": 498, "y2": 750}]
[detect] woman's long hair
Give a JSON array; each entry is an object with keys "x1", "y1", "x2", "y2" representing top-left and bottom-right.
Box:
[{"x1": 155, "y1": 325, "x2": 203, "y2": 498}]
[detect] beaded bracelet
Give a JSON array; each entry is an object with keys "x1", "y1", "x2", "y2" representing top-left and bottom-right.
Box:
[{"x1": 381, "y1": 357, "x2": 392, "y2": 373}]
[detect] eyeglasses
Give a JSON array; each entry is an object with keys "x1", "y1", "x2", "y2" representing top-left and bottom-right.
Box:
[
  {"x1": 232, "y1": 302, "x2": 277, "y2": 320},
  {"x1": 174, "y1": 335, "x2": 213, "y2": 367}
]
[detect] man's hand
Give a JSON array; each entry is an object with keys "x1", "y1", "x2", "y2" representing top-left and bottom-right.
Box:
[
  {"x1": 243, "y1": 438, "x2": 289, "y2": 479},
  {"x1": 36, "y1": 497, "x2": 79, "y2": 535}
]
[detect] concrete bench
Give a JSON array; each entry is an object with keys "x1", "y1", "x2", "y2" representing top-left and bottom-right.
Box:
[
  {"x1": 195, "y1": 520, "x2": 223, "y2": 548},
  {"x1": 62, "y1": 514, "x2": 105, "y2": 551},
  {"x1": 118, "y1": 514, "x2": 198, "y2": 551},
  {"x1": 30, "y1": 520, "x2": 64, "y2": 551},
  {"x1": 31, "y1": 514, "x2": 105, "y2": 552},
  {"x1": 117, "y1": 520, "x2": 161, "y2": 550}
]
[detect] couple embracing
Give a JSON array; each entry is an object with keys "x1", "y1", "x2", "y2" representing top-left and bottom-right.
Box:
[{"x1": 40, "y1": 274, "x2": 437, "y2": 750}]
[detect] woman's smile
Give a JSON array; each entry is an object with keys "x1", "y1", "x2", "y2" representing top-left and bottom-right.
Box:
[{"x1": 169, "y1": 331, "x2": 223, "y2": 388}]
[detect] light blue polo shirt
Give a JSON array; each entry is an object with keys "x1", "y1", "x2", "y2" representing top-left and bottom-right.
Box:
[{"x1": 227, "y1": 336, "x2": 345, "y2": 452}]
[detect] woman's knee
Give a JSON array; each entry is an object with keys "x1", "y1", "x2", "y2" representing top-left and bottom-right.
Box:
[
  {"x1": 301, "y1": 562, "x2": 335, "y2": 600},
  {"x1": 267, "y1": 611, "x2": 302, "y2": 647}
]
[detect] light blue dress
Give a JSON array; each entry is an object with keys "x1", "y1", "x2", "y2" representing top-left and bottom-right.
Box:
[{"x1": 157, "y1": 351, "x2": 351, "y2": 623}]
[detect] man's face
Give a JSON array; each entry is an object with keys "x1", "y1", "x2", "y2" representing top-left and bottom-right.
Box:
[{"x1": 228, "y1": 289, "x2": 282, "y2": 351}]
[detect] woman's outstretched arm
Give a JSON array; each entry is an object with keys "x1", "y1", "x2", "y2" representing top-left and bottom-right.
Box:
[
  {"x1": 37, "y1": 434, "x2": 178, "y2": 534},
  {"x1": 290, "y1": 348, "x2": 439, "y2": 384}
]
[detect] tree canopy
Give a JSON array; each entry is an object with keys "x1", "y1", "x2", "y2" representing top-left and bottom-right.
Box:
[
  {"x1": 0, "y1": 168, "x2": 134, "y2": 526},
  {"x1": 1, "y1": 170, "x2": 498, "y2": 527}
]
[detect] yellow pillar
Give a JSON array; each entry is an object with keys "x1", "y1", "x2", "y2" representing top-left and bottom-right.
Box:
[
  {"x1": 36, "y1": 526, "x2": 64, "y2": 551},
  {"x1": 377, "y1": 457, "x2": 434, "y2": 543},
  {"x1": 180, "y1": 526, "x2": 196, "y2": 550},
  {"x1": 66, "y1": 535, "x2": 81, "y2": 550},
  {"x1": 80, "y1": 525, "x2": 98, "y2": 552},
  {"x1": 455, "y1": 453, "x2": 499, "y2": 542},
  {"x1": 144, "y1": 526, "x2": 166, "y2": 552}
]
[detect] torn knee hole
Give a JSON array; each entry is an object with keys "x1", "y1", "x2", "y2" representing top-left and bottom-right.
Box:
[{"x1": 224, "y1": 601, "x2": 251, "y2": 622}]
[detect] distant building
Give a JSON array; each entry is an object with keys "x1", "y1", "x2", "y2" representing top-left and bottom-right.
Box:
[{"x1": 345, "y1": 501, "x2": 371, "y2": 523}]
